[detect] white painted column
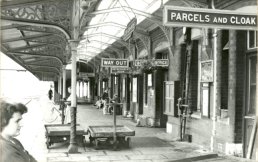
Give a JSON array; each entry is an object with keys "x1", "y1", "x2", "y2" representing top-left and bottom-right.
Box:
[
  {"x1": 211, "y1": 29, "x2": 218, "y2": 152},
  {"x1": 58, "y1": 75, "x2": 62, "y2": 95},
  {"x1": 70, "y1": 40, "x2": 79, "y2": 107},
  {"x1": 62, "y1": 65, "x2": 66, "y2": 98},
  {"x1": 88, "y1": 81, "x2": 90, "y2": 99}
]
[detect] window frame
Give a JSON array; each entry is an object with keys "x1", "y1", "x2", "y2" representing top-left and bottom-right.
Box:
[{"x1": 247, "y1": 30, "x2": 257, "y2": 50}]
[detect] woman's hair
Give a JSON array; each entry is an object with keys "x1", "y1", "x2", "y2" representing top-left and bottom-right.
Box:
[{"x1": 0, "y1": 100, "x2": 28, "y2": 131}]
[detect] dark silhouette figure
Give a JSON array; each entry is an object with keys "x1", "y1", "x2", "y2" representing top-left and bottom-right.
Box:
[{"x1": 48, "y1": 89, "x2": 53, "y2": 100}]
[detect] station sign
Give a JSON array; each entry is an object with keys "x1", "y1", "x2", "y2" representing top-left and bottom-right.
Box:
[
  {"x1": 79, "y1": 72, "x2": 95, "y2": 78},
  {"x1": 122, "y1": 17, "x2": 137, "y2": 41},
  {"x1": 111, "y1": 68, "x2": 130, "y2": 74},
  {"x1": 134, "y1": 59, "x2": 169, "y2": 67},
  {"x1": 101, "y1": 58, "x2": 129, "y2": 68},
  {"x1": 163, "y1": 6, "x2": 257, "y2": 30}
]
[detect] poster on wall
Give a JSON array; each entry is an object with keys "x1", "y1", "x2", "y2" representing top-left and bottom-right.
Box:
[
  {"x1": 200, "y1": 60, "x2": 213, "y2": 82},
  {"x1": 132, "y1": 77, "x2": 137, "y2": 102}
]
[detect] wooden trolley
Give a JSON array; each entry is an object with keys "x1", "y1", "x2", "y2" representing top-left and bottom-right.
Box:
[
  {"x1": 45, "y1": 124, "x2": 87, "y2": 149},
  {"x1": 87, "y1": 125, "x2": 135, "y2": 149}
]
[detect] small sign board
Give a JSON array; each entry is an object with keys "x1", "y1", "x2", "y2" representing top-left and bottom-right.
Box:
[
  {"x1": 200, "y1": 60, "x2": 213, "y2": 82},
  {"x1": 77, "y1": 54, "x2": 90, "y2": 60},
  {"x1": 163, "y1": 6, "x2": 257, "y2": 30},
  {"x1": 79, "y1": 72, "x2": 95, "y2": 78},
  {"x1": 134, "y1": 59, "x2": 169, "y2": 67},
  {"x1": 101, "y1": 58, "x2": 129, "y2": 68},
  {"x1": 111, "y1": 68, "x2": 130, "y2": 74}
]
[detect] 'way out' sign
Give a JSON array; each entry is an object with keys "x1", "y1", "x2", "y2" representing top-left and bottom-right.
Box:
[
  {"x1": 163, "y1": 6, "x2": 257, "y2": 30},
  {"x1": 101, "y1": 58, "x2": 129, "y2": 68}
]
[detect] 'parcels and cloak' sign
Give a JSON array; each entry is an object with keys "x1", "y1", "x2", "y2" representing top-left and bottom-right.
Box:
[{"x1": 163, "y1": 6, "x2": 257, "y2": 30}]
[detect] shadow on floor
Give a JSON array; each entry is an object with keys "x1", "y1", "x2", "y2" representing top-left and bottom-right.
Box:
[{"x1": 130, "y1": 137, "x2": 174, "y2": 148}]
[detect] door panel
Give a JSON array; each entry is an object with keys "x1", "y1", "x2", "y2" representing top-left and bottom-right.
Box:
[{"x1": 244, "y1": 54, "x2": 257, "y2": 159}]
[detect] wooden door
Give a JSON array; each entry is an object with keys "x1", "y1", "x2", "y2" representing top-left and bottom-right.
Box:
[{"x1": 164, "y1": 81, "x2": 179, "y2": 116}]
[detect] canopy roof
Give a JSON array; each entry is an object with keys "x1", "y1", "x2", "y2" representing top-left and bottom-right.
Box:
[{"x1": 0, "y1": 0, "x2": 210, "y2": 81}]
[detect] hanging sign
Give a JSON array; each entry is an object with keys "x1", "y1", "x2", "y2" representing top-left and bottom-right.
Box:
[
  {"x1": 111, "y1": 68, "x2": 130, "y2": 74},
  {"x1": 79, "y1": 72, "x2": 95, "y2": 78},
  {"x1": 101, "y1": 58, "x2": 129, "y2": 68},
  {"x1": 163, "y1": 6, "x2": 257, "y2": 30},
  {"x1": 122, "y1": 17, "x2": 137, "y2": 41},
  {"x1": 134, "y1": 59, "x2": 169, "y2": 67}
]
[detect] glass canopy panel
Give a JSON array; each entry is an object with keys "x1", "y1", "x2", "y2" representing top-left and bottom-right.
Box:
[
  {"x1": 7, "y1": 41, "x2": 27, "y2": 49},
  {"x1": 1, "y1": 28, "x2": 22, "y2": 40},
  {"x1": 81, "y1": 0, "x2": 164, "y2": 61}
]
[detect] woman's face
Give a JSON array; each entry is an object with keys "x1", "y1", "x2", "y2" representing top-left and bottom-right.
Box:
[{"x1": 3, "y1": 112, "x2": 23, "y2": 137}]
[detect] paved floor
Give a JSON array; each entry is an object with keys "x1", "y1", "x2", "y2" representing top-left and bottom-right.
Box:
[{"x1": 16, "y1": 96, "x2": 255, "y2": 162}]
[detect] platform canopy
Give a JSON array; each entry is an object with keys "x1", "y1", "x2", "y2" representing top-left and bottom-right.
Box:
[{"x1": 0, "y1": 0, "x2": 208, "y2": 81}]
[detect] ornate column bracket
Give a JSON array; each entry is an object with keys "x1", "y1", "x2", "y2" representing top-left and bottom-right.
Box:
[
  {"x1": 110, "y1": 47, "x2": 124, "y2": 58},
  {"x1": 127, "y1": 42, "x2": 136, "y2": 60},
  {"x1": 133, "y1": 32, "x2": 151, "y2": 58},
  {"x1": 69, "y1": 40, "x2": 79, "y2": 53},
  {"x1": 159, "y1": 25, "x2": 174, "y2": 56},
  {"x1": 118, "y1": 40, "x2": 131, "y2": 53}
]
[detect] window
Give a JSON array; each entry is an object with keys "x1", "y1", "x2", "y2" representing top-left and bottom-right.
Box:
[{"x1": 247, "y1": 31, "x2": 257, "y2": 49}]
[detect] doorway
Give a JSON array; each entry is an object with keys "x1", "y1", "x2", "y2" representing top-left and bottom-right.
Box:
[{"x1": 244, "y1": 53, "x2": 257, "y2": 159}]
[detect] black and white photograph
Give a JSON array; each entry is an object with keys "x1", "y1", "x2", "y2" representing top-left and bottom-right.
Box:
[{"x1": 0, "y1": 0, "x2": 257, "y2": 162}]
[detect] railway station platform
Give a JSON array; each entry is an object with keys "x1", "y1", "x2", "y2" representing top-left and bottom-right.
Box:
[{"x1": 16, "y1": 95, "x2": 255, "y2": 162}]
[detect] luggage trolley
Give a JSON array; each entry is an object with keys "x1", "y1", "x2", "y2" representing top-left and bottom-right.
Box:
[
  {"x1": 87, "y1": 103, "x2": 135, "y2": 149},
  {"x1": 45, "y1": 124, "x2": 87, "y2": 149}
]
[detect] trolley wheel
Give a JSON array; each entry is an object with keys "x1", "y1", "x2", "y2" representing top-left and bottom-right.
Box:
[
  {"x1": 126, "y1": 137, "x2": 131, "y2": 148},
  {"x1": 46, "y1": 137, "x2": 51, "y2": 149},
  {"x1": 89, "y1": 136, "x2": 94, "y2": 146},
  {"x1": 113, "y1": 140, "x2": 118, "y2": 150},
  {"x1": 46, "y1": 142, "x2": 50, "y2": 149},
  {"x1": 83, "y1": 137, "x2": 86, "y2": 147},
  {"x1": 95, "y1": 139, "x2": 99, "y2": 147}
]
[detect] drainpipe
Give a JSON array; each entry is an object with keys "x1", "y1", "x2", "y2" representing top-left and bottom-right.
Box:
[{"x1": 210, "y1": 0, "x2": 217, "y2": 152}]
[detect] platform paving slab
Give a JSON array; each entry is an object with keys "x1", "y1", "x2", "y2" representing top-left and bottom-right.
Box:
[{"x1": 19, "y1": 98, "x2": 254, "y2": 162}]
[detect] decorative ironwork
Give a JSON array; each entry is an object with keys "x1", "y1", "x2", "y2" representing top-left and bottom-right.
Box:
[
  {"x1": 15, "y1": 46, "x2": 65, "y2": 64},
  {"x1": 28, "y1": 36, "x2": 66, "y2": 48},
  {"x1": 159, "y1": 25, "x2": 174, "y2": 56},
  {"x1": 1, "y1": 0, "x2": 73, "y2": 32},
  {"x1": 182, "y1": 0, "x2": 208, "y2": 8},
  {"x1": 134, "y1": 32, "x2": 151, "y2": 57},
  {"x1": 17, "y1": 25, "x2": 67, "y2": 39}
]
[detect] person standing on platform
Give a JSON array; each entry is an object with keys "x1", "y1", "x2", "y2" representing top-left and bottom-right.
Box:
[
  {"x1": 102, "y1": 88, "x2": 109, "y2": 115},
  {"x1": 0, "y1": 100, "x2": 37, "y2": 162},
  {"x1": 48, "y1": 88, "x2": 53, "y2": 100},
  {"x1": 108, "y1": 94, "x2": 118, "y2": 114},
  {"x1": 64, "y1": 87, "x2": 71, "y2": 124}
]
